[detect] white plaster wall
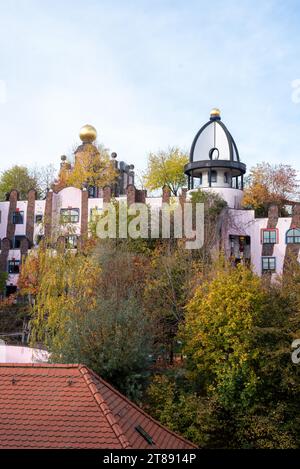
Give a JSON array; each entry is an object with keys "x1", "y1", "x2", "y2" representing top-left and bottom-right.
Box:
[
  {"x1": 52, "y1": 187, "x2": 82, "y2": 236},
  {"x1": 0, "y1": 345, "x2": 49, "y2": 363},
  {"x1": 115, "y1": 196, "x2": 127, "y2": 203},
  {"x1": 14, "y1": 201, "x2": 27, "y2": 236},
  {"x1": 226, "y1": 210, "x2": 294, "y2": 277},
  {"x1": 272, "y1": 217, "x2": 293, "y2": 277},
  {"x1": 146, "y1": 197, "x2": 163, "y2": 210},
  {"x1": 193, "y1": 170, "x2": 232, "y2": 189},
  {"x1": 0, "y1": 201, "x2": 9, "y2": 239},
  {"x1": 88, "y1": 198, "x2": 104, "y2": 222},
  {"x1": 188, "y1": 187, "x2": 243, "y2": 209},
  {"x1": 33, "y1": 199, "x2": 46, "y2": 243}
]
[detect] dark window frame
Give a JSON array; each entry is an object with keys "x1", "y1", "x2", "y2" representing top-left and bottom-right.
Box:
[
  {"x1": 8, "y1": 259, "x2": 20, "y2": 274},
  {"x1": 12, "y1": 235, "x2": 26, "y2": 249},
  {"x1": 88, "y1": 186, "x2": 98, "y2": 198},
  {"x1": 60, "y1": 208, "x2": 80, "y2": 224},
  {"x1": 12, "y1": 211, "x2": 24, "y2": 224},
  {"x1": 261, "y1": 229, "x2": 278, "y2": 244},
  {"x1": 262, "y1": 256, "x2": 276, "y2": 273},
  {"x1": 286, "y1": 228, "x2": 300, "y2": 244},
  {"x1": 210, "y1": 170, "x2": 217, "y2": 183}
]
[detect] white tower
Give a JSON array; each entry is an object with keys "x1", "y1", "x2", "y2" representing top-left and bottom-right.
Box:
[{"x1": 184, "y1": 109, "x2": 246, "y2": 208}]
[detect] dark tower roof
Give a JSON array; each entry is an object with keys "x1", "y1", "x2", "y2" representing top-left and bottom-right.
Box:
[{"x1": 185, "y1": 109, "x2": 246, "y2": 178}]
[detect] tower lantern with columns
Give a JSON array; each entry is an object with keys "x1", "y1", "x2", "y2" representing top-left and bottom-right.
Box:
[{"x1": 184, "y1": 109, "x2": 246, "y2": 208}]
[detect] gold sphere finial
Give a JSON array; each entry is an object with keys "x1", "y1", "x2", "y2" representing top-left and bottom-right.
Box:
[
  {"x1": 79, "y1": 124, "x2": 97, "y2": 143},
  {"x1": 210, "y1": 108, "x2": 221, "y2": 118}
]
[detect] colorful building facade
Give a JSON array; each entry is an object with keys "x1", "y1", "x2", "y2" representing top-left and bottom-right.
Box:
[{"x1": 0, "y1": 112, "x2": 299, "y2": 295}]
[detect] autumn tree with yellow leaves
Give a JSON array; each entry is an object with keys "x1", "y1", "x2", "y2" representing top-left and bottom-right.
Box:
[
  {"x1": 242, "y1": 162, "x2": 299, "y2": 215},
  {"x1": 68, "y1": 143, "x2": 117, "y2": 189},
  {"x1": 146, "y1": 261, "x2": 300, "y2": 448},
  {"x1": 144, "y1": 147, "x2": 188, "y2": 196},
  {"x1": 20, "y1": 245, "x2": 101, "y2": 348},
  {"x1": 57, "y1": 143, "x2": 117, "y2": 191}
]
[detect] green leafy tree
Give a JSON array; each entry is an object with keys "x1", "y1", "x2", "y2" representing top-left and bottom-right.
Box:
[
  {"x1": 143, "y1": 244, "x2": 199, "y2": 364},
  {"x1": 22, "y1": 241, "x2": 155, "y2": 400},
  {"x1": 51, "y1": 294, "x2": 152, "y2": 400},
  {"x1": 144, "y1": 147, "x2": 188, "y2": 196},
  {"x1": 182, "y1": 262, "x2": 264, "y2": 409},
  {"x1": 145, "y1": 261, "x2": 300, "y2": 448},
  {"x1": 0, "y1": 165, "x2": 40, "y2": 200},
  {"x1": 0, "y1": 272, "x2": 7, "y2": 297},
  {"x1": 190, "y1": 189, "x2": 227, "y2": 263}
]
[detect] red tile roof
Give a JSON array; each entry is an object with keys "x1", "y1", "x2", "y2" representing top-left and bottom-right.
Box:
[{"x1": 0, "y1": 363, "x2": 196, "y2": 449}]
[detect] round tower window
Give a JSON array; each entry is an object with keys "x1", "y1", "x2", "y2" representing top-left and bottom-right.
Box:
[{"x1": 209, "y1": 148, "x2": 219, "y2": 160}]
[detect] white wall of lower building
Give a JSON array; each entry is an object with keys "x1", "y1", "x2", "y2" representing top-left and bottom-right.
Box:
[
  {"x1": 14, "y1": 201, "x2": 27, "y2": 236},
  {"x1": 52, "y1": 187, "x2": 82, "y2": 236},
  {"x1": 188, "y1": 187, "x2": 243, "y2": 209},
  {"x1": 226, "y1": 209, "x2": 295, "y2": 277},
  {"x1": 1, "y1": 188, "x2": 299, "y2": 288},
  {"x1": 0, "y1": 201, "x2": 9, "y2": 239},
  {"x1": 0, "y1": 344, "x2": 49, "y2": 363}
]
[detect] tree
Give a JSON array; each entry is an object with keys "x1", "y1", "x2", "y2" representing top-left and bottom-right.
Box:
[
  {"x1": 21, "y1": 247, "x2": 101, "y2": 348},
  {"x1": 66, "y1": 143, "x2": 117, "y2": 189},
  {"x1": 21, "y1": 241, "x2": 155, "y2": 400},
  {"x1": 145, "y1": 261, "x2": 300, "y2": 448},
  {"x1": 143, "y1": 244, "x2": 199, "y2": 364},
  {"x1": 51, "y1": 294, "x2": 152, "y2": 400},
  {"x1": 242, "y1": 163, "x2": 299, "y2": 214},
  {"x1": 144, "y1": 147, "x2": 188, "y2": 196},
  {"x1": 190, "y1": 189, "x2": 227, "y2": 263},
  {"x1": 31, "y1": 164, "x2": 57, "y2": 198},
  {"x1": 182, "y1": 262, "x2": 264, "y2": 408},
  {"x1": 0, "y1": 272, "x2": 7, "y2": 298},
  {"x1": 0, "y1": 165, "x2": 40, "y2": 200}
]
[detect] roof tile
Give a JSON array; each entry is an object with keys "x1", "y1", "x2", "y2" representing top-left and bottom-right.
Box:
[{"x1": 0, "y1": 363, "x2": 196, "y2": 449}]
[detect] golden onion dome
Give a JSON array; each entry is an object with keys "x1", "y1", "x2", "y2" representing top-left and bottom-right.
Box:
[
  {"x1": 79, "y1": 124, "x2": 97, "y2": 143},
  {"x1": 210, "y1": 108, "x2": 221, "y2": 118}
]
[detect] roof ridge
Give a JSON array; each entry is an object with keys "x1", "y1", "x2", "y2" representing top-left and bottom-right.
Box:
[
  {"x1": 87, "y1": 368, "x2": 198, "y2": 449},
  {"x1": 78, "y1": 365, "x2": 131, "y2": 449},
  {"x1": 0, "y1": 363, "x2": 80, "y2": 368}
]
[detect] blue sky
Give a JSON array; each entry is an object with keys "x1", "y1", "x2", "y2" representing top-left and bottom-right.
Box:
[{"x1": 0, "y1": 0, "x2": 300, "y2": 178}]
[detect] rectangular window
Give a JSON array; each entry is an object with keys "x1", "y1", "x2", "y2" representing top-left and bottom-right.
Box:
[
  {"x1": 12, "y1": 211, "x2": 24, "y2": 224},
  {"x1": 262, "y1": 257, "x2": 276, "y2": 273},
  {"x1": 35, "y1": 214, "x2": 43, "y2": 223},
  {"x1": 88, "y1": 186, "x2": 98, "y2": 198},
  {"x1": 262, "y1": 229, "x2": 277, "y2": 244},
  {"x1": 210, "y1": 171, "x2": 217, "y2": 183},
  {"x1": 13, "y1": 236, "x2": 26, "y2": 249},
  {"x1": 224, "y1": 172, "x2": 229, "y2": 183},
  {"x1": 65, "y1": 235, "x2": 78, "y2": 249},
  {"x1": 60, "y1": 208, "x2": 80, "y2": 223},
  {"x1": 8, "y1": 259, "x2": 20, "y2": 274},
  {"x1": 0, "y1": 210, "x2": 2, "y2": 223}
]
